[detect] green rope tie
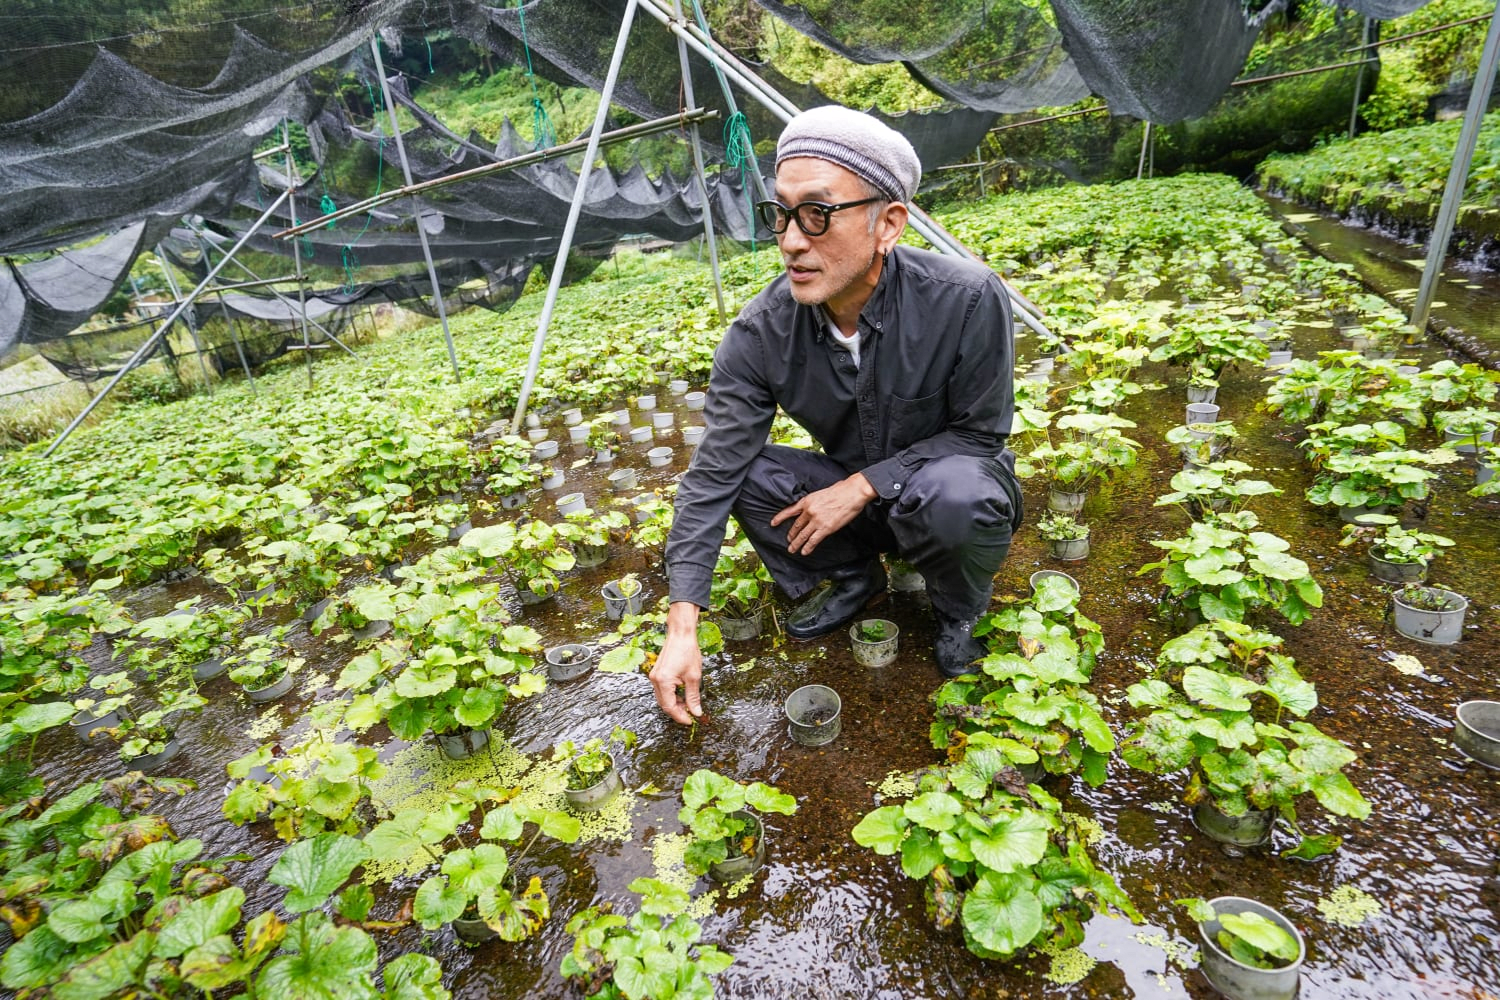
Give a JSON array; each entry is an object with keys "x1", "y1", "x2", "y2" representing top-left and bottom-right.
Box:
[
  {"x1": 531, "y1": 97, "x2": 557, "y2": 149},
  {"x1": 723, "y1": 111, "x2": 758, "y2": 262},
  {"x1": 423, "y1": 35, "x2": 434, "y2": 75},
  {"x1": 319, "y1": 194, "x2": 338, "y2": 228},
  {"x1": 363, "y1": 75, "x2": 381, "y2": 128},
  {"x1": 341, "y1": 246, "x2": 360, "y2": 294},
  {"x1": 515, "y1": 0, "x2": 557, "y2": 151}
]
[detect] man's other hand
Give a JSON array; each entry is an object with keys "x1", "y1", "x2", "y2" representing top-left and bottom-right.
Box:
[{"x1": 771, "y1": 472, "x2": 877, "y2": 555}]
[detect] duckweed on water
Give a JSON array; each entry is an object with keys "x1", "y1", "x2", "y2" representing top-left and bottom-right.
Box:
[
  {"x1": 297, "y1": 670, "x2": 330, "y2": 696},
  {"x1": 247, "y1": 706, "x2": 286, "y2": 741},
  {"x1": 1070, "y1": 814, "x2": 1105, "y2": 847},
  {"x1": 1389, "y1": 652, "x2": 1425, "y2": 676},
  {"x1": 871, "y1": 769, "x2": 918, "y2": 799},
  {"x1": 1038, "y1": 937, "x2": 1097, "y2": 985},
  {"x1": 723, "y1": 872, "x2": 755, "y2": 900},
  {"x1": 1132, "y1": 931, "x2": 1199, "y2": 970},
  {"x1": 647, "y1": 831, "x2": 720, "y2": 918},
  {"x1": 1317, "y1": 885, "x2": 1382, "y2": 927}
]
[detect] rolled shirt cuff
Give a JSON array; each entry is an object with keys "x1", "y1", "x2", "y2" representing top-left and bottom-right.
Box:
[
  {"x1": 860, "y1": 456, "x2": 907, "y2": 501},
  {"x1": 667, "y1": 560, "x2": 715, "y2": 610}
]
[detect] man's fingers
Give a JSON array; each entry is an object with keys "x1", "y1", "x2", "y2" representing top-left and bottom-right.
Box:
[
  {"x1": 770, "y1": 500, "x2": 804, "y2": 528},
  {"x1": 684, "y1": 679, "x2": 703, "y2": 719},
  {"x1": 653, "y1": 679, "x2": 693, "y2": 726}
]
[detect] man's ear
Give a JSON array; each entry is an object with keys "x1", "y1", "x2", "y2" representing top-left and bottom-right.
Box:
[{"x1": 878, "y1": 202, "x2": 909, "y2": 254}]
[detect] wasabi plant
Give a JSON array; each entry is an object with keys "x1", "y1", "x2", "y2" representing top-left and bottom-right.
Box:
[
  {"x1": 1137, "y1": 510, "x2": 1322, "y2": 626},
  {"x1": 677, "y1": 769, "x2": 796, "y2": 876},
  {"x1": 1121, "y1": 621, "x2": 1370, "y2": 858},
  {"x1": 561, "y1": 878, "x2": 733, "y2": 999},
  {"x1": 852, "y1": 758, "x2": 1137, "y2": 959},
  {"x1": 1180, "y1": 898, "x2": 1300, "y2": 970}
]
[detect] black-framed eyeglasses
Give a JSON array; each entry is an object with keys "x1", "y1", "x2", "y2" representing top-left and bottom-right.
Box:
[{"x1": 755, "y1": 196, "x2": 883, "y2": 237}]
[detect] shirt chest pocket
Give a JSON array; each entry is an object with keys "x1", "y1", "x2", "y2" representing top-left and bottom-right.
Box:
[{"x1": 888, "y1": 386, "x2": 947, "y2": 450}]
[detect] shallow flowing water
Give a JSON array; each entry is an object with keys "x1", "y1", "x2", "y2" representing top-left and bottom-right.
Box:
[
  {"x1": 26, "y1": 246, "x2": 1500, "y2": 999},
  {"x1": 1262, "y1": 191, "x2": 1500, "y2": 366}
]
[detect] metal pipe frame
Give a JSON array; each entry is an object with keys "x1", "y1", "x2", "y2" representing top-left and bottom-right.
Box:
[
  {"x1": 201, "y1": 275, "x2": 305, "y2": 294},
  {"x1": 283, "y1": 118, "x2": 315, "y2": 390},
  {"x1": 154, "y1": 245, "x2": 216, "y2": 396},
  {"x1": 639, "y1": 0, "x2": 1053, "y2": 340},
  {"x1": 213, "y1": 288, "x2": 258, "y2": 395},
  {"x1": 370, "y1": 36, "x2": 461, "y2": 383},
  {"x1": 1411, "y1": 3, "x2": 1500, "y2": 331},
  {"x1": 510, "y1": 0, "x2": 642, "y2": 434},
  {"x1": 44, "y1": 189, "x2": 291, "y2": 457},
  {"x1": 184, "y1": 220, "x2": 361, "y2": 361},
  {"x1": 276, "y1": 108, "x2": 720, "y2": 239},
  {"x1": 673, "y1": 0, "x2": 726, "y2": 321}
]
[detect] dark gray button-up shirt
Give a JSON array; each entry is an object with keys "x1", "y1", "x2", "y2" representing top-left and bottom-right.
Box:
[{"x1": 665, "y1": 245, "x2": 1015, "y2": 608}]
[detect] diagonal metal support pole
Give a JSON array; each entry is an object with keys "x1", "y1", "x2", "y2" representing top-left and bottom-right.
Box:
[
  {"x1": 673, "y1": 0, "x2": 725, "y2": 320},
  {"x1": 155, "y1": 245, "x2": 215, "y2": 396},
  {"x1": 214, "y1": 288, "x2": 257, "y2": 395},
  {"x1": 1411, "y1": 4, "x2": 1500, "y2": 331},
  {"x1": 186, "y1": 222, "x2": 361, "y2": 361},
  {"x1": 510, "y1": 0, "x2": 642, "y2": 433},
  {"x1": 371, "y1": 36, "x2": 462, "y2": 383},
  {"x1": 1349, "y1": 17, "x2": 1375, "y2": 139},
  {"x1": 45, "y1": 190, "x2": 290, "y2": 458},
  {"x1": 283, "y1": 119, "x2": 315, "y2": 390}
]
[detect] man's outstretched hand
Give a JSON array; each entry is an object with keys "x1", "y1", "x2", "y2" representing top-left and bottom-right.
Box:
[
  {"x1": 771, "y1": 472, "x2": 877, "y2": 556},
  {"x1": 650, "y1": 601, "x2": 705, "y2": 726}
]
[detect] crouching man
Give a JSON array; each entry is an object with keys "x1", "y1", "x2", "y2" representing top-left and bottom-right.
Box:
[{"x1": 651, "y1": 105, "x2": 1023, "y2": 726}]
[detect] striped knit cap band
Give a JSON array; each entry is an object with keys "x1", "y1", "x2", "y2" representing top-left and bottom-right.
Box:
[{"x1": 775, "y1": 106, "x2": 920, "y2": 204}]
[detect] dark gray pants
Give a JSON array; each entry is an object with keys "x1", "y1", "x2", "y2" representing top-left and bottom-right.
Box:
[{"x1": 730, "y1": 446, "x2": 1024, "y2": 620}]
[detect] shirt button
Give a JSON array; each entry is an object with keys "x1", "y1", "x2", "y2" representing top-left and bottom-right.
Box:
[{"x1": 893, "y1": 483, "x2": 902, "y2": 491}]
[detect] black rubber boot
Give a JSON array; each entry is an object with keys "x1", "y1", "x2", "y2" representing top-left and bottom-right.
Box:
[
  {"x1": 785, "y1": 559, "x2": 887, "y2": 641},
  {"x1": 933, "y1": 607, "x2": 987, "y2": 678}
]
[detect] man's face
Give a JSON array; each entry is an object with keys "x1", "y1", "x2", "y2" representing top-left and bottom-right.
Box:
[{"x1": 773, "y1": 157, "x2": 883, "y2": 311}]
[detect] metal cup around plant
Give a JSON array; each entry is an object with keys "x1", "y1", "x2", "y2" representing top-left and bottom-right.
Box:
[
  {"x1": 564, "y1": 755, "x2": 623, "y2": 812},
  {"x1": 849, "y1": 618, "x2": 899, "y2": 668},
  {"x1": 785, "y1": 684, "x2": 842, "y2": 747},
  {"x1": 1196, "y1": 897, "x2": 1304, "y2": 1000},
  {"x1": 602, "y1": 580, "x2": 644, "y2": 620},
  {"x1": 685, "y1": 391, "x2": 706, "y2": 410},
  {"x1": 608, "y1": 468, "x2": 638, "y2": 492},
  {"x1": 1029, "y1": 570, "x2": 1078, "y2": 595},
  {"x1": 647, "y1": 446, "x2": 673, "y2": 467},
  {"x1": 1454, "y1": 701, "x2": 1500, "y2": 769},
  {"x1": 545, "y1": 643, "x2": 594, "y2": 682},
  {"x1": 1185, "y1": 401, "x2": 1220, "y2": 426}
]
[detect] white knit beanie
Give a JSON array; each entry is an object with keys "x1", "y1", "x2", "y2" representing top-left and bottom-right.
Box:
[{"x1": 775, "y1": 106, "x2": 921, "y2": 203}]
